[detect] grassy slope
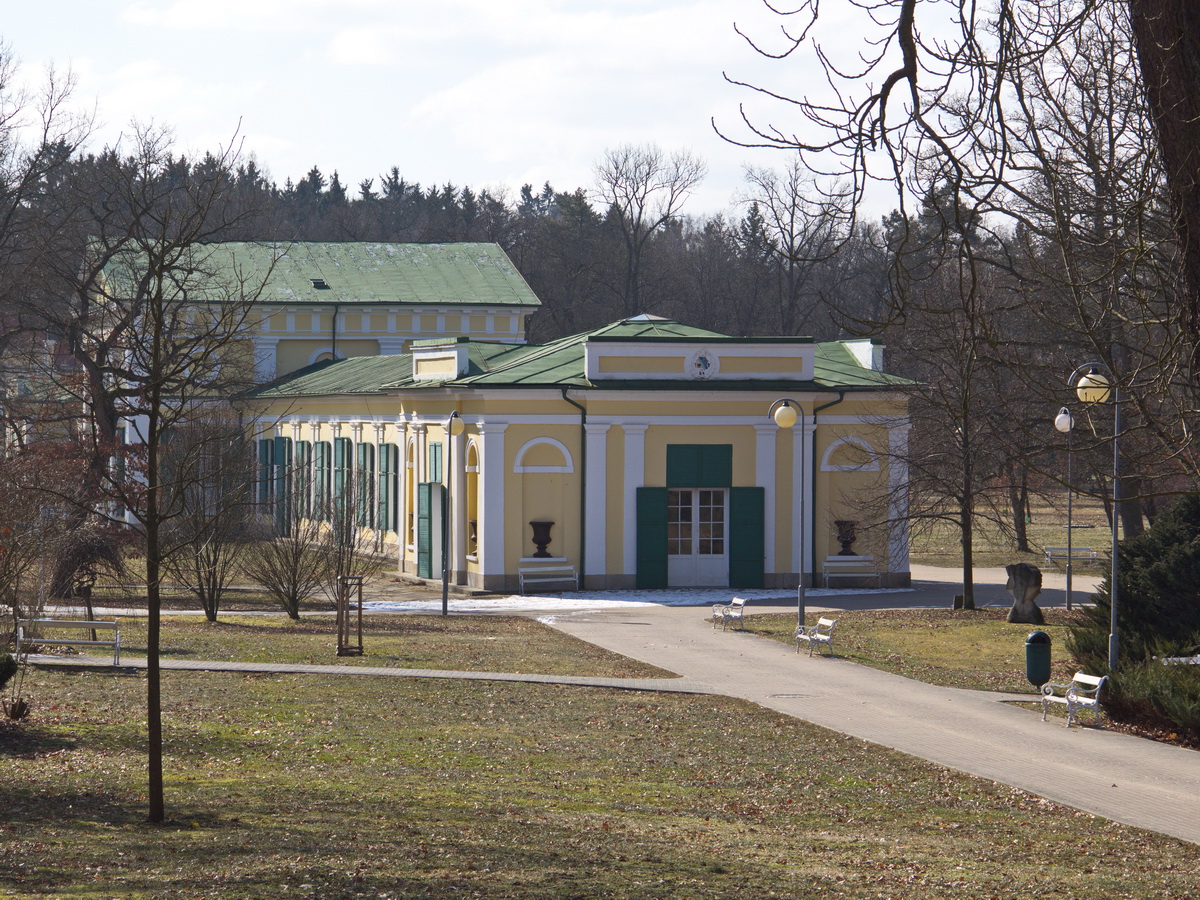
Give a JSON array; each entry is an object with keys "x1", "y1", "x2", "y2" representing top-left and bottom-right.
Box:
[{"x1": 4, "y1": 616, "x2": 1198, "y2": 899}]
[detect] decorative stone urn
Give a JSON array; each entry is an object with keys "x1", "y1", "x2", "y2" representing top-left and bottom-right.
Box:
[
  {"x1": 529, "y1": 521, "x2": 555, "y2": 558},
  {"x1": 835, "y1": 520, "x2": 858, "y2": 556}
]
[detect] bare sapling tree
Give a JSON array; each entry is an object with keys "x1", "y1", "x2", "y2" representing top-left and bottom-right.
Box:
[
  {"x1": 160, "y1": 415, "x2": 256, "y2": 622},
  {"x1": 593, "y1": 143, "x2": 706, "y2": 318},
  {"x1": 22, "y1": 125, "x2": 278, "y2": 824}
]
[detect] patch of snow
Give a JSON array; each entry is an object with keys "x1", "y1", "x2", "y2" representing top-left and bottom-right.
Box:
[{"x1": 363, "y1": 586, "x2": 914, "y2": 615}]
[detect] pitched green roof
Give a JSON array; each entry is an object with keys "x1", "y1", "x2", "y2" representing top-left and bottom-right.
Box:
[
  {"x1": 250, "y1": 317, "x2": 913, "y2": 399},
  {"x1": 106, "y1": 242, "x2": 541, "y2": 309}
]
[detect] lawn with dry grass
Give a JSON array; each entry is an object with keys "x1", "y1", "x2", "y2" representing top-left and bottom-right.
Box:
[{"x1": 5, "y1": 615, "x2": 1200, "y2": 898}]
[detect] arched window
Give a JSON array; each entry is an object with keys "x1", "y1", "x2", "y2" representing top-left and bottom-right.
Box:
[
  {"x1": 513, "y1": 437, "x2": 574, "y2": 473},
  {"x1": 820, "y1": 437, "x2": 880, "y2": 472}
]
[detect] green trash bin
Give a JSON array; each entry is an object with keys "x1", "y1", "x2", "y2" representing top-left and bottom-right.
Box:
[{"x1": 1026, "y1": 631, "x2": 1051, "y2": 687}]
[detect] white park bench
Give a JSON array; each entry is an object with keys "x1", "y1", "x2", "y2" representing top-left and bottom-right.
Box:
[
  {"x1": 796, "y1": 616, "x2": 837, "y2": 656},
  {"x1": 517, "y1": 564, "x2": 578, "y2": 594},
  {"x1": 1043, "y1": 547, "x2": 1102, "y2": 565},
  {"x1": 17, "y1": 618, "x2": 122, "y2": 665},
  {"x1": 1041, "y1": 672, "x2": 1108, "y2": 727},
  {"x1": 712, "y1": 597, "x2": 748, "y2": 631}
]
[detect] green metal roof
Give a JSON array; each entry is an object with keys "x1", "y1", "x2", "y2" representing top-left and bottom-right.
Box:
[
  {"x1": 250, "y1": 317, "x2": 913, "y2": 399},
  {"x1": 106, "y1": 242, "x2": 542, "y2": 309}
]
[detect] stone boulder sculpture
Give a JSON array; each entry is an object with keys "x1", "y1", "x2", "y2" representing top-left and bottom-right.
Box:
[{"x1": 1005, "y1": 563, "x2": 1046, "y2": 625}]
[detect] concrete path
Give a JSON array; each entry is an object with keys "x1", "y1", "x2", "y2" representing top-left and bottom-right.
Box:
[{"x1": 543, "y1": 601, "x2": 1200, "y2": 846}]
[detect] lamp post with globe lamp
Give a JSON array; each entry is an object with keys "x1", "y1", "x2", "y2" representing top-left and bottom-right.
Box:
[
  {"x1": 1069, "y1": 363, "x2": 1121, "y2": 670},
  {"x1": 769, "y1": 398, "x2": 806, "y2": 628},
  {"x1": 1054, "y1": 407, "x2": 1075, "y2": 611}
]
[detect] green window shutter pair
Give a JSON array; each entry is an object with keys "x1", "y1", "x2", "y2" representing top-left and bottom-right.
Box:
[
  {"x1": 356, "y1": 443, "x2": 375, "y2": 528},
  {"x1": 379, "y1": 444, "x2": 399, "y2": 533},
  {"x1": 666, "y1": 445, "x2": 732, "y2": 487},
  {"x1": 257, "y1": 439, "x2": 274, "y2": 503},
  {"x1": 273, "y1": 436, "x2": 293, "y2": 535},
  {"x1": 429, "y1": 441, "x2": 443, "y2": 483},
  {"x1": 314, "y1": 441, "x2": 331, "y2": 520}
]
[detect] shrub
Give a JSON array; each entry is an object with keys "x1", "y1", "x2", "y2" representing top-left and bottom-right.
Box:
[
  {"x1": 0, "y1": 652, "x2": 17, "y2": 692},
  {"x1": 1068, "y1": 494, "x2": 1200, "y2": 670},
  {"x1": 1105, "y1": 659, "x2": 1200, "y2": 743}
]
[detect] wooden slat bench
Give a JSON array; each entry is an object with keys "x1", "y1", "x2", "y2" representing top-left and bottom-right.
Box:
[
  {"x1": 1041, "y1": 672, "x2": 1107, "y2": 727},
  {"x1": 517, "y1": 565, "x2": 578, "y2": 594},
  {"x1": 1043, "y1": 547, "x2": 1102, "y2": 565},
  {"x1": 712, "y1": 597, "x2": 748, "y2": 631},
  {"x1": 796, "y1": 617, "x2": 837, "y2": 656},
  {"x1": 17, "y1": 618, "x2": 122, "y2": 665}
]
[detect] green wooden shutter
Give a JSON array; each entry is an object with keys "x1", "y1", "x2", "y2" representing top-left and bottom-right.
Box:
[
  {"x1": 666, "y1": 445, "x2": 732, "y2": 487},
  {"x1": 416, "y1": 482, "x2": 433, "y2": 578},
  {"x1": 295, "y1": 441, "x2": 312, "y2": 519},
  {"x1": 636, "y1": 487, "x2": 669, "y2": 588},
  {"x1": 257, "y1": 439, "x2": 274, "y2": 503},
  {"x1": 729, "y1": 487, "x2": 765, "y2": 589}
]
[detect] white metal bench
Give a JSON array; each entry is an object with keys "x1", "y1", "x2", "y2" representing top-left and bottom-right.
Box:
[
  {"x1": 17, "y1": 618, "x2": 122, "y2": 665},
  {"x1": 796, "y1": 617, "x2": 837, "y2": 656},
  {"x1": 1043, "y1": 547, "x2": 1102, "y2": 565},
  {"x1": 712, "y1": 597, "x2": 748, "y2": 631},
  {"x1": 1041, "y1": 672, "x2": 1107, "y2": 727},
  {"x1": 517, "y1": 565, "x2": 578, "y2": 594}
]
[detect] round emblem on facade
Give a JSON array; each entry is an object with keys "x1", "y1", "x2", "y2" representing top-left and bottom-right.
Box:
[{"x1": 688, "y1": 349, "x2": 718, "y2": 380}]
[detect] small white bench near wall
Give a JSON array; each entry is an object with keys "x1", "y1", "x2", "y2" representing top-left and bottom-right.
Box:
[
  {"x1": 517, "y1": 558, "x2": 579, "y2": 594},
  {"x1": 821, "y1": 556, "x2": 880, "y2": 588}
]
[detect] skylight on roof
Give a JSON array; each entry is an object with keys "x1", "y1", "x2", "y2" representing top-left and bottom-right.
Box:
[{"x1": 310, "y1": 278, "x2": 330, "y2": 290}]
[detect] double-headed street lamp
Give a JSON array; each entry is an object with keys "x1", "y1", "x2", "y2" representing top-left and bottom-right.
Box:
[
  {"x1": 441, "y1": 410, "x2": 466, "y2": 617},
  {"x1": 769, "y1": 398, "x2": 805, "y2": 627},
  {"x1": 1054, "y1": 407, "x2": 1075, "y2": 611},
  {"x1": 1069, "y1": 363, "x2": 1122, "y2": 671}
]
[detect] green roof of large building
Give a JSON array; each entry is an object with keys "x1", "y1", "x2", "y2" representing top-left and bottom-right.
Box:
[
  {"x1": 250, "y1": 316, "x2": 912, "y2": 399},
  {"x1": 105, "y1": 241, "x2": 541, "y2": 309}
]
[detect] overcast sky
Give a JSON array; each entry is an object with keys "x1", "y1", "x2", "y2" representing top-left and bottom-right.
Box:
[{"x1": 5, "y1": 0, "x2": 823, "y2": 217}]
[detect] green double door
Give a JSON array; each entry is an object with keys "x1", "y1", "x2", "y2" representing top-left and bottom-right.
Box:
[{"x1": 636, "y1": 445, "x2": 764, "y2": 589}]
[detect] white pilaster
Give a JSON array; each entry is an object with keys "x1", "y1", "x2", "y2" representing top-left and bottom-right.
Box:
[
  {"x1": 754, "y1": 423, "x2": 777, "y2": 575},
  {"x1": 888, "y1": 423, "x2": 912, "y2": 576},
  {"x1": 622, "y1": 424, "x2": 649, "y2": 577},
  {"x1": 478, "y1": 422, "x2": 507, "y2": 579},
  {"x1": 584, "y1": 423, "x2": 611, "y2": 583}
]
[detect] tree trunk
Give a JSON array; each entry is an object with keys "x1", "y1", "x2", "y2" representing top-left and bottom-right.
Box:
[{"x1": 1129, "y1": 0, "x2": 1200, "y2": 364}]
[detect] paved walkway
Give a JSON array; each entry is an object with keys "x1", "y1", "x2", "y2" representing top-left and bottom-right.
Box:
[{"x1": 543, "y1": 598, "x2": 1200, "y2": 847}]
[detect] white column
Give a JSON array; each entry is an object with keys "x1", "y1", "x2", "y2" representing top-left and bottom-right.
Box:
[
  {"x1": 754, "y1": 423, "x2": 777, "y2": 576},
  {"x1": 622, "y1": 424, "x2": 649, "y2": 577},
  {"x1": 377, "y1": 337, "x2": 406, "y2": 355},
  {"x1": 450, "y1": 424, "x2": 467, "y2": 582},
  {"x1": 584, "y1": 423, "x2": 611, "y2": 584},
  {"x1": 478, "y1": 422, "x2": 507, "y2": 582},
  {"x1": 888, "y1": 422, "x2": 912, "y2": 578}
]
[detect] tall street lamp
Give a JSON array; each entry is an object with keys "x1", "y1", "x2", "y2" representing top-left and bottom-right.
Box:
[
  {"x1": 1054, "y1": 406, "x2": 1075, "y2": 611},
  {"x1": 441, "y1": 410, "x2": 466, "y2": 617},
  {"x1": 1069, "y1": 363, "x2": 1122, "y2": 670},
  {"x1": 769, "y1": 398, "x2": 805, "y2": 627}
]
